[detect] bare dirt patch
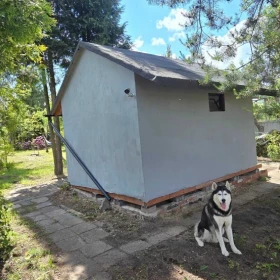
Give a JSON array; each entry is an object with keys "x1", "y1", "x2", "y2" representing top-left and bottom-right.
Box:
[{"x1": 108, "y1": 188, "x2": 280, "y2": 280}]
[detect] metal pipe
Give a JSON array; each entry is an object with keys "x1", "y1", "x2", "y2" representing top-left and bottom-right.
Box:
[{"x1": 47, "y1": 118, "x2": 111, "y2": 201}]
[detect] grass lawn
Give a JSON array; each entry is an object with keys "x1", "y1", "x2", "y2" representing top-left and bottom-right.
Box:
[
  {"x1": 0, "y1": 148, "x2": 67, "y2": 193},
  {"x1": 0, "y1": 148, "x2": 67, "y2": 280}
]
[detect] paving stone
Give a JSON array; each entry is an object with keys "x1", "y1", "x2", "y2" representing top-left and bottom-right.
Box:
[
  {"x1": 80, "y1": 241, "x2": 112, "y2": 258},
  {"x1": 164, "y1": 226, "x2": 187, "y2": 237},
  {"x1": 61, "y1": 217, "x2": 83, "y2": 227},
  {"x1": 119, "y1": 240, "x2": 151, "y2": 254},
  {"x1": 30, "y1": 214, "x2": 49, "y2": 222},
  {"x1": 37, "y1": 218, "x2": 56, "y2": 227},
  {"x1": 146, "y1": 232, "x2": 170, "y2": 245},
  {"x1": 36, "y1": 201, "x2": 53, "y2": 209},
  {"x1": 49, "y1": 228, "x2": 76, "y2": 243},
  {"x1": 53, "y1": 212, "x2": 74, "y2": 222},
  {"x1": 19, "y1": 200, "x2": 33, "y2": 206},
  {"x1": 56, "y1": 235, "x2": 85, "y2": 252},
  {"x1": 45, "y1": 208, "x2": 66, "y2": 218},
  {"x1": 70, "y1": 222, "x2": 96, "y2": 234},
  {"x1": 24, "y1": 211, "x2": 42, "y2": 218},
  {"x1": 32, "y1": 197, "x2": 49, "y2": 204},
  {"x1": 92, "y1": 272, "x2": 112, "y2": 280},
  {"x1": 93, "y1": 249, "x2": 128, "y2": 269},
  {"x1": 12, "y1": 204, "x2": 22, "y2": 209},
  {"x1": 40, "y1": 206, "x2": 61, "y2": 214},
  {"x1": 65, "y1": 250, "x2": 103, "y2": 276},
  {"x1": 42, "y1": 222, "x2": 66, "y2": 234},
  {"x1": 80, "y1": 228, "x2": 109, "y2": 243}
]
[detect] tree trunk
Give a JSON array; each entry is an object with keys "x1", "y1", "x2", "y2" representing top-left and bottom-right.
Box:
[
  {"x1": 254, "y1": 117, "x2": 262, "y2": 132},
  {"x1": 41, "y1": 68, "x2": 58, "y2": 173},
  {"x1": 47, "y1": 50, "x2": 64, "y2": 175}
]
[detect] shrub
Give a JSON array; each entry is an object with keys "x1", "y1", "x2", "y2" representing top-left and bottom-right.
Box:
[
  {"x1": 267, "y1": 131, "x2": 280, "y2": 161},
  {"x1": 256, "y1": 130, "x2": 280, "y2": 160},
  {"x1": 0, "y1": 193, "x2": 12, "y2": 261},
  {"x1": 31, "y1": 136, "x2": 46, "y2": 150},
  {"x1": 22, "y1": 140, "x2": 32, "y2": 150}
]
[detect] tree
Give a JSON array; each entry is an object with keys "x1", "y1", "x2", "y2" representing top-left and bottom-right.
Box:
[
  {"x1": 165, "y1": 45, "x2": 173, "y2": 58},
  {"x1": 148, "y1": 0, "x2": 280, "y2": 97},
  {"x1": 0, "y1": 0, "x2": 55, "y2": 73},
  {"x1": 0, "y1": 0, "x2": 55, "y2": 167},
  {"x1": 41, "y1": 0, "x2": 132, "y2": 175}
]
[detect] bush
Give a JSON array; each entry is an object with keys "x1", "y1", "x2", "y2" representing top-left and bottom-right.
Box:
[
  {"x1": 0, "y1": 193, "x2": 12, "y2": 261},
  {"x1": 32, "y1": 136, "x2": 46, "y2": 150},
  {"x1": 256, "y1": 130, "x2": 280, "y2": 160}
]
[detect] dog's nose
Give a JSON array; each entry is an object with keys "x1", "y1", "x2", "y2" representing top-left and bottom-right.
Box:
[{"x1": 222, "y1": 199, "x2": 226, "y2": 203}]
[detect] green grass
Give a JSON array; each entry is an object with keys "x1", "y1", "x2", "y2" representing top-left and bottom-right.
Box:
[
  {"x1": 2, "y1": 215, "x2": 56, "y2": 280},
  {"x1": 0, "y1": 148, "x2": 67, "y2": 192}
]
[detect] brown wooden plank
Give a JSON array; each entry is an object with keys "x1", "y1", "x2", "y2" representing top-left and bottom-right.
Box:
[
  {"x1": 53, "y1": 103, "x2": 62, "y2": 116},
  {"x1": 73, "y1": 164, "x2": 262, "y2": 208},
  {"x1": 73, "y1": 186, "x2": 145, "y2": 206}
]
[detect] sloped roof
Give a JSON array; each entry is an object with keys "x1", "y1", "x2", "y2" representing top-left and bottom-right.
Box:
[
  {"x1": 51, "y1": 42, "x2": 216, "y2": 115},
  {"x1": 79, "y1": 42, "x2": 211, "y2": 83},
  {"x1": 50, "y1": 42, "x2": 275, "y2": 116}
]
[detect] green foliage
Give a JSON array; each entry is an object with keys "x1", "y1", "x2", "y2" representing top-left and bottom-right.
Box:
[
  {"x1": 0, "y1": 0, "x2": 55, "y2": 73},
  {"x1": 149, "y1": 0, "x2": 280, "y2": 97},
  {"x1": 256, "y1": 263, "x2": 279, "y2": 273},
  {"x1": 0, "y1": 193, "x2": 12, "y2": 261},
  {"x1": 267, "y1": 131, "x2": 280, "y2": 160},
  {"x1": 17, "y1": 110, "x2": 47, "y2": 142},
  {"x1": 254, "y1": 98, "x2": 280, "y2": 122},
  {"x1": 256, "y1": 130, "x2": 280, "y2": 160},
  {"x1": 0, "y1": 128, "x2": 14, "y2": 169},
  {"x1": 44, "y1": 0, "x2": 131, "y2": 68}
]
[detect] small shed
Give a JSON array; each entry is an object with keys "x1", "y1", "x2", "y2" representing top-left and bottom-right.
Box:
[{"x1": 51, "y1": 42, "x2": 259, "y2": 207}]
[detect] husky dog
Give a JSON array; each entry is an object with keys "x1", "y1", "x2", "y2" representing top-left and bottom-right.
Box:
[{"x1": 194, "y1": 181, "x2": 242, "y2": 257}]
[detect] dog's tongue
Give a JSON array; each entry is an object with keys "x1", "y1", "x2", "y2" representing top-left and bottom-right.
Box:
[{"x1": 221, "y1": 203, "x2": 226, "y2": 210}]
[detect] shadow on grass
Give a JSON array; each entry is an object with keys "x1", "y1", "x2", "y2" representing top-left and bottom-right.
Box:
[{"x1": 0, "y1": 164, "x2": 34, "y2": 190}]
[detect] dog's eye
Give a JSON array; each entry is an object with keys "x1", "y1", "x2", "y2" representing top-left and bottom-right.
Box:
[
  {"x1": 224, "y1": 193, "x2": 227, "y2": 196},
  {"x1": 218, "y1": 193, "x2": 222, "y2": 196}
]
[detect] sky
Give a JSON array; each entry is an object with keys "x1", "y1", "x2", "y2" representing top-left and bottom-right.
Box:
[{"x1": 120, "y1": 0, "x2": 250, "y2": 67}]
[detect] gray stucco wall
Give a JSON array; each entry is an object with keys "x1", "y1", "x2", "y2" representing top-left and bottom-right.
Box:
[
  {"x1": 61, "y1": 50, "x2": 145, "y2": 199},
  {"x1": 258, "y1": 120, "x2": 280, "y2": 133},
  {"x1": 135, "y1": 75, "x2": 257, "y2": 201}
]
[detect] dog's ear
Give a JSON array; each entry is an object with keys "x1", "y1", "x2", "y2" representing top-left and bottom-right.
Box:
[
  {"x1": 211, "y1": 182, "x2": 218, "y2": 191},
  {"x1": 225, "y1": 181, "x2": 231, "y2": 191}
]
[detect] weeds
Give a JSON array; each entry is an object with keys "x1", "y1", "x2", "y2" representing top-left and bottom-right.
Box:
[
  {"x1": 0, "y1": 193, "x2": 13, "y2": 261},
  {"x1": 256, "y1": 263, "x2": 279, "y2": 273},
  {"x1": 228, "y1": 259, "x2": 239, "y2": 270}
]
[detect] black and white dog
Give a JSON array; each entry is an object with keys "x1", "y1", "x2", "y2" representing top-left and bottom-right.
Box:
[{"x1": 194, "y1": 181, "x2": 242, "y2": 257}]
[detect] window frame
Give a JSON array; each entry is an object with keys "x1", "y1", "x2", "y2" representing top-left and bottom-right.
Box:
[{"x1": 208, "y1": 93, "x2": 225, "y2": 112}]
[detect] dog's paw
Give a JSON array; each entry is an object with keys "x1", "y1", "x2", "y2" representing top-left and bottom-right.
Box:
[
  {"x1": 223, "y1": 237, "x2": 229, "y2": 243},
  {"x1": 232, "y1": 248, "x2": 242, "y2": 255},
  {"x1": 195, "y1": 238, "x2": 204, "y2": 247},
  {"x1": 222, "y1": 250, "x2": 230, "y2": 257}
]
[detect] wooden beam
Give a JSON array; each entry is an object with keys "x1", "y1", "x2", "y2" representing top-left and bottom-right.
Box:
[
  {"x1": 73, "y1": 186, "x2": 145, "y2": 206},
  {"x1": 73, "y1": 164, "x2": 262, "y2": 207}
]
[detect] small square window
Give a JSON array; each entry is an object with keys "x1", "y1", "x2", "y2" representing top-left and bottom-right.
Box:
[{"x1": 208, "y1": 93, "x2": 225, "y2": 112}]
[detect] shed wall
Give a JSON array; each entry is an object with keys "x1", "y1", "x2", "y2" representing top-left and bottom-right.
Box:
[
  {"x1": 61, "y1": 50, "x2": 145, "y2": 199},
  {"x1": 135, "y1": 75, "x2": 257, "y2": 201},
  {"x1": 258, "y1": 120, "x2": 280, "y2": 133}
]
